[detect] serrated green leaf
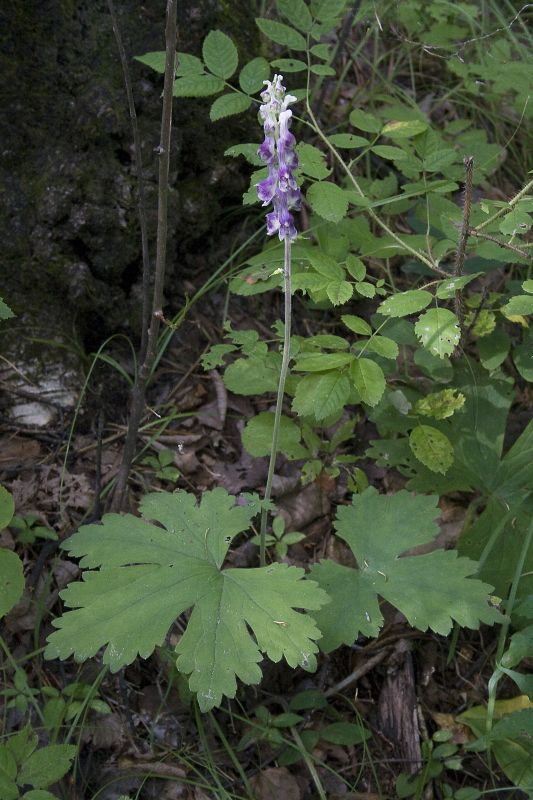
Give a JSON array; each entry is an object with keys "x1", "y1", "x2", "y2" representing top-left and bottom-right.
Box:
[
  {"x1": 382, "y1": 119, "x2": 428, "y2": 138},
  {"x1": 270, "y1": 57, "x2": 307, "y2": 72},
  {"x1": 255, "y1": 18, "x2": 307, "y2": 50},
  {"x1": 321, "y1": 721, "x2": 371, "y2": 745},
  {"x1": 326, "y1": 280, "x2": 353, "y2": 305},
  {"x1": 523, "y1": 280, "x2": 533, "y2": 294},
  {"x1": 45, "y1": 490, "x2": 328, "y2": 711},
  {"x1": 349, "y1": 109, "x2": 382, "y2": 133},
  {"x1": 294, "y1": 352, "x2": 353, "y2": 371},
  {"x1": 18, "y1": 744, "x2": 77, "y2": 788},
  {"x1": 499, "y1": 208, "x2": 532, "y2": 236},
  {"x1": 478, "y1": 328, "x2": 511, "y2": 371},
  {"x1": 173, "y1": 75, "x2": 224, "y2": 97},
  {"x1": 239, "y1": 57, "x2": 270, "y2": 94},
  {"x1": 436, "y1": 273, "x2": 482, "y2": 299},
  {"x1": 378, "y1": 290, "x2": 433, "y2": 317},
  {"x1": 341, "y1": 314, "x2": 372, "y2": 336},
  {"x1": 362, "y1": 336, "x2": 399, "y2": 360},
  {"x1": 224, "y1": 353, "x2": 281, "y2": 395},
  {"x1": 210, "y1": 93, "x2": 252, "y2": 121},
  {"x1": 371, "y1": 145, "x2": 408, "y2": 161},
  {"x1": 501, "y1": 295, "x2": 533, "y2": 316},
  {"x1": 175, "y1": 52, "x2": 205, "y2": 77},
  {"x1": 415, "y1": 308, "x2": 460, "y2": 358},
  {"x1": 0, "y1": 550, "x2": 24, "y2": 618},
  {"x1": 0, "y1": 297, "x2": 15, "y2": 320},
  {"x1": 423, "y1": 149, "x2": 458, "y2": 172},
  {"x1": 21, "y1": 790, "x2": 58, "y2": 800},
  {"x1": 296, "y1": 142, "x2": 330, "y2": 179},
  {"x1": 329, "y1": 133, "x2": 369, "y2": 148},
  {"x1": 513, "y1": 332, "x2": 533, "y2": 382},
  {"x1": 309, "y1": 43, "x2": 332, "y2": 60},
  {"x1": 202, "y1": 30, "x2": 238, "y2": 79},
  {"x1": 310, "y1": 488, "x2": 501, "y2": 650},
  {"x1": 276, "y1": 0, "x2": 313, "y2": 31},
  {"x1": 351, "y1": 358, "x2": 385, "y2": 406},
  {"x1": 313, "y1": 0, "x2": 347, "y2": 19},
  {"x1": 345, "y1": 255, "x2": 366, "y2": 281},
  {"x1": 224, "y1": 143, "x2": 263, "y2": 166},
  {"x1": 409, "y1": 425, "x2": 454, "y2": 474},
  {"x1": 134, "y1": 51, "x2": 167, "y2": 74},
  {"x1": 292, "y1": 372, "x2": 351, "y2": 420},
  {"x1": 355, "y1": 281, "x2": 375, "y2": 298},
  {"x1": 308, "y1": 249, "x2": 344, "y2": 280},
  {"x1": 242, "y1": 412, "x2": 307, "y2": 459},
  {"x1": 307, "y1": 182, "x2": 349, "y2": 222},
  {"x1": 310, "y1": 63, "x2": 335, "y2": 75}
]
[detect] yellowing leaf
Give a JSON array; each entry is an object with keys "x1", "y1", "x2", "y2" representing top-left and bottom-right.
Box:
[{"x1": 409, "y1": 424, "x2": 454, "y2": 474}]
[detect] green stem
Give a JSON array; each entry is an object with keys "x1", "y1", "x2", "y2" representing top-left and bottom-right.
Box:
[
  {"x1": 486, "y1": 516, "x2": 533, "y2": 737},
  {"x1": 475, "y1": 176, "x2": 533, "y2": 232},
  {"x1": 259, "y1": 236, "x2": 292, "y2": 567}
]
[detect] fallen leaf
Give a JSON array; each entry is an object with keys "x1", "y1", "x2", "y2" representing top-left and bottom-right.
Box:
[{"x1": 251, "y1": 767, "x2": 301, "y2": 800}]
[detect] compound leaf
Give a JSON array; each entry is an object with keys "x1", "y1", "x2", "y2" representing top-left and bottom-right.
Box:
[
  {"x1": 45, "y1": 489, "x2": 328, "y2": 712},
  {"x1": 310, "y1": 488, "x2": 501, "y2": 650}
]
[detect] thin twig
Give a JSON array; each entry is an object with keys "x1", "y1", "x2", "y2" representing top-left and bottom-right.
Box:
[
  {"x1": 454, "y1": 156, "x2": 474, "y2": 334},
  {"x1": 107, "y1": 0, "x2": 151, "y2": 362},
  {"x1": 324, "y1": 648, "x2": 389, "y2": 697},
  {"x1": 111, "y1": 1, "x2": 178, "y2": 512},
  {"x1": 467, "y1": 227, "x2": 530, "y2": 259},
  {"x1": 475, "y1": 175, "x2": 533, "y2": 232},
  {"x1": 259, "y1": 237, "x2": 292, "y2": 567}
]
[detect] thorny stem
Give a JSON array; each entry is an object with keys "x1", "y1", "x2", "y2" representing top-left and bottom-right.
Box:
[
  {"x1": 259, "y1": 237, "x2": 292, "y2": 567},
  {"x1": 467, "y1": 227, "x2": 530, "y2": 259},
  {"x1": 454, "y1": 156, "x2": 474, "y2": 334},
  {"x1": 107, "y1": 0, "x2": 151, "y2": 363},
  {"x1": 112, "y1": 0, "x2": 177, "y2": 512}
]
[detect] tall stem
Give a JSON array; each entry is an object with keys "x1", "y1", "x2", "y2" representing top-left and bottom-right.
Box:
[
  {"x1": 111, "y1": 0, "x2": 177, "y2": 511},
  {"x1": 486, "y1": 517, "x2": 533, "y2": 737},
  {"x1": 106, "y1": 0, "x2": 151, "y2": 363},
  {"x1": 259, "y1": 236, "x2": 292, "y2": 567}
]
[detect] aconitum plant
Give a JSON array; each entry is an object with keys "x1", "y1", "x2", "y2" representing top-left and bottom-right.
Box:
[
  {"x1": 256, "y1": 75, "x2": 300, "y2": 241},
  {"x1": 256, "y1": 75, "x2": 300, "y2": 565}
]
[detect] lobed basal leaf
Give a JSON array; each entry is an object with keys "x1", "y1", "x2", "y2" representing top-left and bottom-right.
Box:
[
  {"x1": 45, "y1": 488, "x2": 329, "y2": 712},
  {"x1": 310, "y1": 488, "x2": 502, "y2": 651}
]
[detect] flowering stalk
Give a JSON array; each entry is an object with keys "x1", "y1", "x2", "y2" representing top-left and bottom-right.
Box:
[{"x1": 256, "y1": 75, "x2": 300, "y2": 567}]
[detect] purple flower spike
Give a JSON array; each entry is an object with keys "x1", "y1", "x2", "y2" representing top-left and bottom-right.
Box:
[{"x1": 256, "y1": 75, "x2": 300, "y2": 241}]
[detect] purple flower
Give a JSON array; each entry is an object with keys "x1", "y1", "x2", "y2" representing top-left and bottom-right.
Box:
[{"x1": 256, "y1": 75, "x2": 300, "y2": 242}]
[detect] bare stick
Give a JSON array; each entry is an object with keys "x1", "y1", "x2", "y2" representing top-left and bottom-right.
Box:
[
  {"x1": 111, "y1": 0, "x2": 177, "y2": 512},
  {"x1": 454, "y1": 156, "x2": 474, "y2": 333},
  {"x1": 107, "y1": 0, "x2": 151, "y2": 362}
]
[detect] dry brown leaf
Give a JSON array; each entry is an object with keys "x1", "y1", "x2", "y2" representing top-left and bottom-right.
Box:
[
  {"x1": 430, "y1": 711, "x2": 472, "y2": 744},
  {"x1": 250, "y1": 767, "x2": 301, "y2": 800}
]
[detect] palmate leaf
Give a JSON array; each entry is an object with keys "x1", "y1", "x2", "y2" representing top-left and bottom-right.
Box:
[
  {"x1": 310, "y1": 488, "x2": 501, "y2": 651},
  {"x1": 45, "y1": 489, "x2": 328, "y2": 712}
]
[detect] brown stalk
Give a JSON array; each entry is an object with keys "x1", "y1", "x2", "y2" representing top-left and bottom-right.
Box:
[
  {"x1": 453, "y1": 156, "x2": 474, "y2": 335},
  {"x1": 111, "y1": 0, "x2": 178, "y2": 512}
]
